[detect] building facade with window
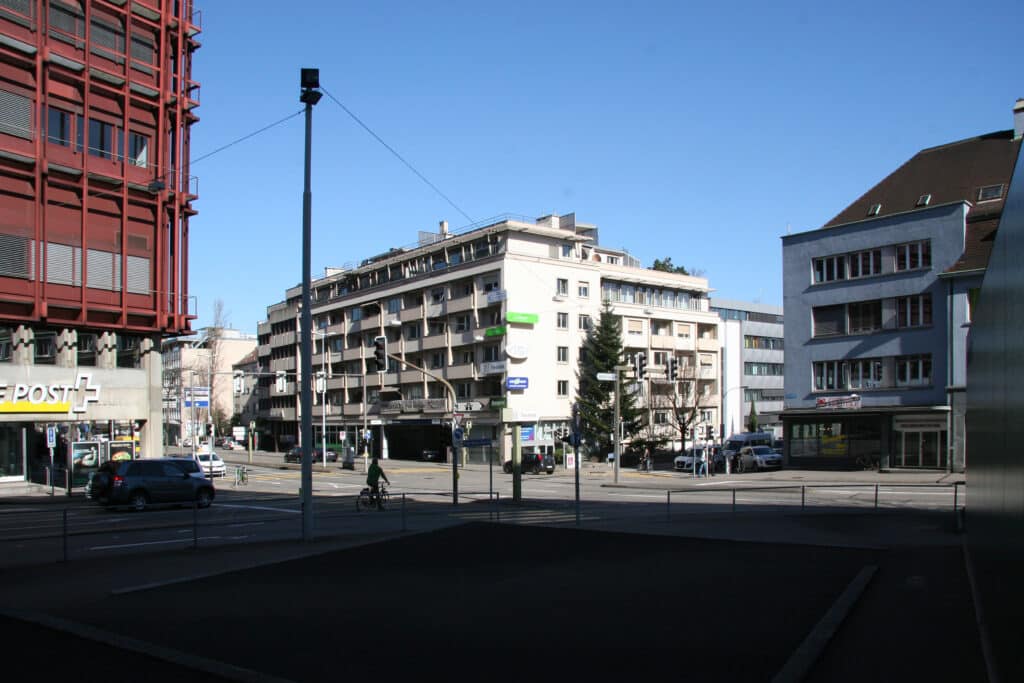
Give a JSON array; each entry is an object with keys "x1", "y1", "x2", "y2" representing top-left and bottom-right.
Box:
[
  {"x1": 781, "y1": 110, "x2": 1022, "y2": 471},
  {"x1": 255, "y1": 213, "x2": 722, "y2": 461},
  {"x1": 0, "y1": 1, "x2": 199, "y2": 484},
  {"x1": 711, "y1": 299, "x2": 784, "y2": 440}
]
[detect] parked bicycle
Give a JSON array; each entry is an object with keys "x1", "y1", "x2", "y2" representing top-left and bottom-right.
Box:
[
  {"x1": 855, "y1": 454, "x2": 880, "y2": 471},
  {"x1": 356, "y1": 483, "x2": 389, "y2": 511}
]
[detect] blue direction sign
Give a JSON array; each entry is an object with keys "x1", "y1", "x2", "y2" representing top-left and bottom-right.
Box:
[{"x1": 507, "y1": 376, "x2": 529, "y2": 390}]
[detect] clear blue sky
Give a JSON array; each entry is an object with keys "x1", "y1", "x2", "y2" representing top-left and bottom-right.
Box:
[{"x1": 188, "y1": 0, "x2": 1023, "y2": 333}]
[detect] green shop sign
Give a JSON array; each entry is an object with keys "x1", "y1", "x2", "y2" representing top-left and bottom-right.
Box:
[
  {"x1": 490, "y1": 398, "x2": 507, "y2": 409},
  {"x1": 506, "y1": 312, "x2": 539, "y2": 324},
  {"x1": 484, "y1": 326, "x2": 506, "y2": 337}
]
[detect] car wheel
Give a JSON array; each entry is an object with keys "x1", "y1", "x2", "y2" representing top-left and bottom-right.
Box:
[
  {"x1": 130, "y1": 490, "x2": 149, "y2": 512},
  {"x1": 196, "y1": 488, "x2": 213, "y2": 508},
  {"x1": 532, "y1": 464, "x2": 541, "y2": 475},
  {"x1": 546, "y1": 469, "x2": 554, "y2": 475},
  {"x1": 503, "y1": 462, "x2": 512, "y2": 474}
]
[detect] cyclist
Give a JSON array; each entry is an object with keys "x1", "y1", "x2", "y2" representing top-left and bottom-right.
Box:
[{"x1": 366, "y1": 456, "x2": 390, "y2": 510}]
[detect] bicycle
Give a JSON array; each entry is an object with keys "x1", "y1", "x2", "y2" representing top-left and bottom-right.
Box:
[
  {"x1": 356, "y1": 483, "x2": 389, "y2": 511},
  {"x1": 854, "y1": 455, "x2": 880, "y2": 471},
  {"x1": 234, "y1": 466, "x2": 249, "y2": 487}
]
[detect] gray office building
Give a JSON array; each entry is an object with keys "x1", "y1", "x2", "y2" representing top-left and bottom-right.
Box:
[{"x1": 780, "y1": 106, "x2": 1022, "y2": 470}]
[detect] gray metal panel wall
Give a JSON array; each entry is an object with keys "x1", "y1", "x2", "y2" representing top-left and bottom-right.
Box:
[{"x1": 966, "y1": 144, "x2": 1024, "y2": 683}]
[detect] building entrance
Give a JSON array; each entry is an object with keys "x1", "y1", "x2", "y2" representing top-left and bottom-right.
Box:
[{"x1": 893, "y1": 429, "x2": 946, "y2": 469}]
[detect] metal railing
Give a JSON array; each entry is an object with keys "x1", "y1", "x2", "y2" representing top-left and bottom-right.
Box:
[{"x1": 0, "y1": 482, "x2": 965, "y2": 568}]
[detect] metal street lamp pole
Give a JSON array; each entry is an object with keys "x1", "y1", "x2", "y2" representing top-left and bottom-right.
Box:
[{"x1": 299, "y1": 68, "x2": 321, "y2": 541}]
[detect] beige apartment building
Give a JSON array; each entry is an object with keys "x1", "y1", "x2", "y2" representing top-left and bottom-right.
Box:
[{"x1": 255, "y1": 213, "x2": 721, "y2": 462}]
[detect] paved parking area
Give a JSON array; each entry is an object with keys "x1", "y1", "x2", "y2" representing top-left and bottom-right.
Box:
[{"x1": 0, "y1": 509, "x2": 984, "y2": 683}]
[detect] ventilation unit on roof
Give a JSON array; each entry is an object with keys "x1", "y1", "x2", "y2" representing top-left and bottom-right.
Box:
[
  {"x1": 867, "y1": 203, "x2": 882, "y2": 216},
  {"x1": 916, "y1": 194, "x2": 931, "y2": 207}
]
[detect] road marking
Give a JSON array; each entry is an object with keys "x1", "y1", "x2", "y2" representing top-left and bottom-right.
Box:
[
  {"x1": 217, "y1": 503, "x2": 300, "y2": 514},
  {"x1": 608, "y1": 492, "x2": 668, "y2": 499}
]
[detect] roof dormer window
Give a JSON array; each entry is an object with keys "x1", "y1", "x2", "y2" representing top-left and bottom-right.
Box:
[
  {"x1": 916, "y1": 194, "x2": 931, "y2": 207},
  {"x1": 867, "y1": 203, "x2": 882, "y2": 216},
  {"x1": 978, "y1": 184, "x2": 1004, "y2": 202}
]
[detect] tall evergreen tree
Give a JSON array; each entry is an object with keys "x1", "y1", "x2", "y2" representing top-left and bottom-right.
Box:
[
  {"x1": 746, "y1": 400, "x2": 759, "y2": 433},
  {"x1": 575, "y1": 300, "x2": 642, "y2": 459}
]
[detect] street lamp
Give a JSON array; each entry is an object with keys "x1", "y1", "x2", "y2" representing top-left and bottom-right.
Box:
[{"x1": 298, "y1": 67, "x2": 321, "y2": 541}]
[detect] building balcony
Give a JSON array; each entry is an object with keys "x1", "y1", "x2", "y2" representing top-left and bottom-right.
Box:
[
  {"x1": 422, "y1": 335, "x2": 448, "y2": 350},
  {"x1": 400, "y1": 308, "x2": 422, "y2": 323},
  {"x1": 425, "y1": 301, "x2": 446, "y2": 318},
  {"x1": 450, "y1": 330, "x2": 479, "y2": 345},
  {"x1": 402, "y1": 338, "x2": 422, "y2": 354},
  {"x1": 675, "y1": 337, "x2": 696, "y2": 352},
  {"x1": 343, "y1": 348, "x2": 363, "y2": 362},
  {"x1": 446, "y1": 295, "x2": 474, "y2": 314},
  {"x1": 697, "y1": 336, "x2": 719, "y2": 352},
  {"x1": 342, "y1": 404, "x2": 365, "y2": 418},
  {"x1": 446, "y1": 364, "x2": 476, "y2": 381},
  {"x1": 350, "y1": 314, "x2": 381, "y2": 334},
  {"x1": 650, "y1": 335, "x2": 675, "y2": 350}
]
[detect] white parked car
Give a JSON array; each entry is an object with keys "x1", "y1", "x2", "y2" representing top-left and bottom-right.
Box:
[
  {"x1": 736, "y1": 445, "x2": 783, "y2": 472},
  {"x1": 197, "y1": 452, "x2": 226, "y2": 477}
]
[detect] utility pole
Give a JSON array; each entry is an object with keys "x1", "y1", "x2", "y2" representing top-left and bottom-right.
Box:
[{"x1": 298, "y1": 68, "x2": 321, "y2": 541}]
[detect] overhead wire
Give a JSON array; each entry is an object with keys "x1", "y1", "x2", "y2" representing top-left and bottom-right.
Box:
[{"x1": 321, "y1": 86, "x2": 475, "y2": 225}]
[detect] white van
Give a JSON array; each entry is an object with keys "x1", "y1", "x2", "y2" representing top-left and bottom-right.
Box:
[{"x1": 722, "y1": 432, "x2": 774, "y2": 460}]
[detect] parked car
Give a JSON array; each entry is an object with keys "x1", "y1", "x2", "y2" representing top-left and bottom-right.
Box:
[
  {"x1": 674, "y1": 447, "x2": 717, "y2": 472},
  {"x1": 285, "y1": 446, "x2": 338, "y2": 463},
  {"x1": 736, "y1": 445, "x2": 783, "y2": 472},
  {"x1": 420, "y1": 449, "x2": 444, "y2": 463},
  {"x1": 197, "y1": 452, "x2": 226, "y2": 477},
  {"x1": 503, "y1": 452, "x2": 555, "y2": 475},
  {"x1": 85, "y1": 459, "x2": 215, "y2": 511},
  {"x1": 166, "y1": 457, "x2": 206, "y2": 479}
]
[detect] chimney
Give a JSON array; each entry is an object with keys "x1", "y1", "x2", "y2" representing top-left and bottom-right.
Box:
[
  {"x1": 439, "y1": 220, "x2": 449, "y2": 237},
  {"x1": 1015, "y1": 98, "x2": 1024, "y2": 140}
]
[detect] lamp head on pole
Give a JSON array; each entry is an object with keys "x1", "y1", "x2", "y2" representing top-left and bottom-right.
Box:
[{"x1": 300, "y1": 67, "x2": 322, "y2": 105}]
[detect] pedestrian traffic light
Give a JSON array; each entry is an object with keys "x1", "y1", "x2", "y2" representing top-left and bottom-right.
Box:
[
  {"x1": 668, "y1": 357, "x2": 678, "y2": 382},
  {"x1": 373, "y1": 336, "x2": 387, "y2": 372},
  {"x1": 275, "y1": 371, "x2": 286, "y2": 393},
  {"x1": 636, "y1": 352, "x2": 647, "y2": 380}
]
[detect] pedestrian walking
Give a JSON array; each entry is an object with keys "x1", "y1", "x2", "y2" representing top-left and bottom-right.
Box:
[{"x1": 697, "y1": 450, "x2": 708, "y2": 478}]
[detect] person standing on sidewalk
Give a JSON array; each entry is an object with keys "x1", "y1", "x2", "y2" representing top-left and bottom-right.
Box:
[{"x1": 697, "y1": 450, "x2": 707, "y2": 478}]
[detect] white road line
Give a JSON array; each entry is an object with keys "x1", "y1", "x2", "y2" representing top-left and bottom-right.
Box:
[
  {"x1": 608, "y1": 492, "x2": 668, "y2": 499},
  {"x1": 216, "y1": 503, "x2": 300, "y2": 514}
]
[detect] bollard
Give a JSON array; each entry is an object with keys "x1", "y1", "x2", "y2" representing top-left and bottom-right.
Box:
[
  {"x1": 496, "y1": 491, "x2": 501, "y2": 523},
  {"x1": 401, "y1": 493, "x2": 406, "y2": 532},
  {"x1": 953, "y1": 484, "x2": 959, "y2": 514},
  {"x1": 666, "y1": 490, "x2": 671, "y2": 522},
  {"x1": 732, "y1": 488, "x2": 736, "y2": 514},
  {"x1": 801, "y1": 485, "x2": 805, "y2": 511},
  {"x1": 192, "y1": 500, "x2": 199, "y2": 549},
  {"x1": 62, "y1": 508, "x2": 68, "y2": 563},
  {"x1": 65, "y1": 468, "x2": 71, "y2": 497},
  {"x1": 874, "y1": 484, "x2": 879, "y2": 510}
]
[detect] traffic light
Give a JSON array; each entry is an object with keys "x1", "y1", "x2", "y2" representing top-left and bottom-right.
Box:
[
  {"x1": 636, "y1": 352, "x2": 647, "y2": 380},
  {"x1": 373, "y1": 336, "x2": 387, "y2": 372},
  {"x1": 275, "y1": 371, "x2": 286, "y2": 393},
  {"x1": 668, "y1": 357, "x2": 679, "y2": 382}
]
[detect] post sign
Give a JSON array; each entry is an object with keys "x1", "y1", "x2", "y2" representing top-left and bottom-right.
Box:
[
  {"x1": 596, "y1": 372, "x2": 617, "y2": 381},
  {"x1": 507, "y1": 377, "x2": 529, "y2": 390}
]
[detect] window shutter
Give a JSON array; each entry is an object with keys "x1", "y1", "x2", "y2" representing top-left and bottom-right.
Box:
[{"x1": 0, "y1": 90, "x2": 32, "y2": 139}]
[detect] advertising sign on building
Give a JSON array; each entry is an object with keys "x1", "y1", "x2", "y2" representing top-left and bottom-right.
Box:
[
  {"x1": 815, "y1": 394, "x2": 861, "y2": 410},
  {"x1": 486, "y1": 290, "x2": 507, "y2": 304},
  {"x1": 507, "y1": 377, "x2": 529, "y2": 390},
  {"x1": 520, "y1": 425, "x2": 535, "y2": 442},
  {"x1": 506, "y1": 312, "x2": 539, "y2": 325},
  {"x1": 480, "y1": 361, "x2": 507, "y2": 375}
]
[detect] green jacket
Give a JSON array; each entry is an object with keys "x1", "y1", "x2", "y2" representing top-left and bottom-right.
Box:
[{"x1": 367, "y1": 462, "x2": 387, "y2": 487}]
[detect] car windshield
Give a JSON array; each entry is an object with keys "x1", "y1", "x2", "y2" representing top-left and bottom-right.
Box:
[
  {"x1": 751, "y1": 446, "x2": 774, "y2": 454},
  {"x1": 198, "y1": 454, "x2": 220, "y2": 462}
]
